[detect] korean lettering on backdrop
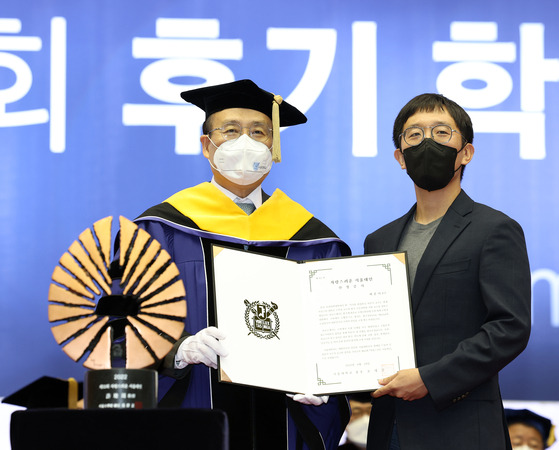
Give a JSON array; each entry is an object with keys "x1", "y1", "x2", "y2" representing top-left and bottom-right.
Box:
[
  {"x1": 434, "y1": 21, "x2": 559, "y2": 326},
  {"x1": 0, "y1": 17, "x2": 66, "y2": 152},
  {"x1": 435, "y1": 21, "x2": 559, "y2": 160},
  {"x1": 121, "y1": 18, "x2": 378, "y2": 157},
  {"x1": 3, "y1": 19, "x2": 558, "y2": 158}
]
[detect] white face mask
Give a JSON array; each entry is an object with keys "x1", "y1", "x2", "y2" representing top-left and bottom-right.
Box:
[
  {"x1": 209, "y1": 134, "x2": 273, "y2": 185},
  {"x1": 345, "y1": 414, "x2": 369, "y2": 448}
]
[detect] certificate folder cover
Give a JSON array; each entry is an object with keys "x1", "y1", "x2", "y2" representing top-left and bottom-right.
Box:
[{"x1": 211, "y1": 245, "x2": 416, "y2": 396}]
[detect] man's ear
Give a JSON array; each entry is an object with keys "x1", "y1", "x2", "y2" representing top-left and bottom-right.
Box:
[
  {"x1": 461, "y1": 143, "x2": 475, "y2": 166},
  {"x1": 201, "y1": 135, "x2": 211, "y2": 159},
  {"x1": 394, "y1": 148, "x2": 406, "y2": 169}
]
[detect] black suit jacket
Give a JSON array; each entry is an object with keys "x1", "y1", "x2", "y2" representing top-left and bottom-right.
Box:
[{"x1": 363, "y1": 190, "x2": 531, "y2": 450}]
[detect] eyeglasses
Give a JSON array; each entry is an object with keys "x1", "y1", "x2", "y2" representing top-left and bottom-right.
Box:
[
  {"x1": 400, "y1": 125, "x2": 465, "y2": 146},
  {"x1": 208, "y1": 121, "x2": 273, "y2": 143}
]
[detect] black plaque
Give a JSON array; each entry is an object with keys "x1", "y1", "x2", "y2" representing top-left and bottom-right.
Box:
[{"x1": 84, "y1": 368, "x2": 157, "y2": 409}]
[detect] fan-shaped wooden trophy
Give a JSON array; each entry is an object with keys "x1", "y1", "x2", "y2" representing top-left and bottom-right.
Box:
[{"x1": 48, "y1": 216, "x2": 186, "y2": 409}]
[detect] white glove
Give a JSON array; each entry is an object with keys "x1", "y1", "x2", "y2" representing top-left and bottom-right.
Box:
[
  {"x1": 175, "y1": 327, "x2": 228, "y2": 369},
  {"x1": 286, "y1": 393, "x2": 329, "y2": 406}
]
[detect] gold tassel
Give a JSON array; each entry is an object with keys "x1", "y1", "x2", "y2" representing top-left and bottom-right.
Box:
[
  {"x1": 67, "y1": 377, "x2": 78, "y2": 409},
  {"x1": 272, "y1": 94, "x2": 283, "y2": 163},
  {"x1": 547, "y1": 424, "x2": 556, "y2": 448}
]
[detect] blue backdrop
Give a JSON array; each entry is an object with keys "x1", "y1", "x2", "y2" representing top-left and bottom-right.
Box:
[{"x1": 1, "y1": 0, "x2": 558, "y2": 401}]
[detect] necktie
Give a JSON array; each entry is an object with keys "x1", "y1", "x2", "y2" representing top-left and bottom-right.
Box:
[{"x1": 235, "y1": 200, "x2": 256, "y2": 215}]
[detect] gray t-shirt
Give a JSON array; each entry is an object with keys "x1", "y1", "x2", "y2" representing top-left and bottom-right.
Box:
[{"x1": 397, "y1": 216, "x2": 443, "y2": 288}]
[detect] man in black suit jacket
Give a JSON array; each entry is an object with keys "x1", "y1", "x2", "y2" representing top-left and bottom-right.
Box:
[{"x1": 364, "y1": 94, "x2": 531, "y2": 450}]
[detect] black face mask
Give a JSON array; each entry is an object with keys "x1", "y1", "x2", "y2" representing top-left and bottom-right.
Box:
[{"x1": 402, "y1": 139, "x2": 463, "y2": 191}]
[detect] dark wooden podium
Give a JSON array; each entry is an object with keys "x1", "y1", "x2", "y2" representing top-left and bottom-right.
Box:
[{"x1": 10, "y1": 408, "x2": 229, "y2": 450}]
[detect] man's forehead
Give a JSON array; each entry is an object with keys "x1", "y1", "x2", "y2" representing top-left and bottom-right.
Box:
[
  {"x1": 509, "y1": 422, "x2": 545, "y2": 438},
  {"x1": 212, "y1": 108, "x2": 272, "y2": 125},
  {"x1": 404, "y1": 108, "x2": 457, "y2": 128}
]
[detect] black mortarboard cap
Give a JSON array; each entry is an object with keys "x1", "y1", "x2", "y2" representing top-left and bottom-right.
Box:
[
  {"x1": 505, "y1": 408, "x2": 556, "y2": 448},
  {"x1": 181, "y1": 79, "x2": 306, "y2": 126},
  {"x1": 2, "y1": 376, "x2": 82, "y2": 409},
  {"x1": 180, "y1": 79, "x2": 307, "y2": 162}
]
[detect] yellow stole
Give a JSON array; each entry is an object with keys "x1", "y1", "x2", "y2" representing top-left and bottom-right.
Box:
[{"x1": 164, "y1": 182, "x2": 313, "y2": 241}]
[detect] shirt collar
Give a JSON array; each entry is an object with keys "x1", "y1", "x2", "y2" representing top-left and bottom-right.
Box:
[{"x1": 211, "y1": 177, "x2": 263, "y2": 208}]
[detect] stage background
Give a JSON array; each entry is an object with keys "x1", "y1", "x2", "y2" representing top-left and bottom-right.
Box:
[{"x1": 1, "y1": 0, "x2": 558, "y2": 413}]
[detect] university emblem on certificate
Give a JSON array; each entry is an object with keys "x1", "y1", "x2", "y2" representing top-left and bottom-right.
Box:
[{"x1": 244, "y1": 300, "x2": 280, "y2": 339}]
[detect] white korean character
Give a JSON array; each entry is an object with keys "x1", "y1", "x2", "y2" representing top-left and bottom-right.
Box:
[
  {"x1": 434, "y1": 21, "x2": 559, "y2": 160},
  {"x1": 270, "y1": 23, "x2": 378, "y2": 158},
  {"x1": 0, "y1": 17, "x2": 66, "y2": 153},
  {"x1": 350, "y1": 22, "x2": 377, "y2": 157},
  {"x1": 122, "y1": 18, "x2": 242, "y2": 155},
  {"x1": 267, "y1": 25, "x2": 379, "y2": 156}
]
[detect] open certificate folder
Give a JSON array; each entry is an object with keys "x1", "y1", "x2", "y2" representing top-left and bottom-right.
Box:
[{"x1": 211, "y1": 245, "x2": 416, "y2": 396}]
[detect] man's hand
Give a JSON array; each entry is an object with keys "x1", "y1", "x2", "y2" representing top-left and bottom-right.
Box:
[
  {"x1": 286, "y1": 393, "x2": 329, "y2": 406},
  {"x1": 372, "y1": 368, "x2": 428, "y2": 401},
  {"x1": 176, "y1": 326, "x2": 228, "y2": 369}
]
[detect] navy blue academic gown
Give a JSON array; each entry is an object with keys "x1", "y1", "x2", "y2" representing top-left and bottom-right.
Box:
[{"x1": 135, "y1": 182, "x2": 351, "y2": 450}]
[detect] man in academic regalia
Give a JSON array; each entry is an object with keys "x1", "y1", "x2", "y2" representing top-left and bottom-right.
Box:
[
  {"x1": 134, "y1": 79, "x2": 351, "y2": 450},
  {"x1": 506, "y1": 408, "x2": 556, "y2": 450}
]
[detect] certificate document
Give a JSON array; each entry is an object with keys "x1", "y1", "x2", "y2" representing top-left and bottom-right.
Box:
[{"x1": 211, "y1": 245, "x2": 416, "y2": 395}]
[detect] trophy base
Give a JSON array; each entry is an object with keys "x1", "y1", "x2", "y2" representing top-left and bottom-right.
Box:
[{"x1": 84, "y1": 368, "x2": 157, "y2": 409}]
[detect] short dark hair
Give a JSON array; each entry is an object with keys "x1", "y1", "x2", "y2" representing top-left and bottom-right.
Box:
[{"x1": 392, "y1": 93, "x2": 474, "y2": 149}]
